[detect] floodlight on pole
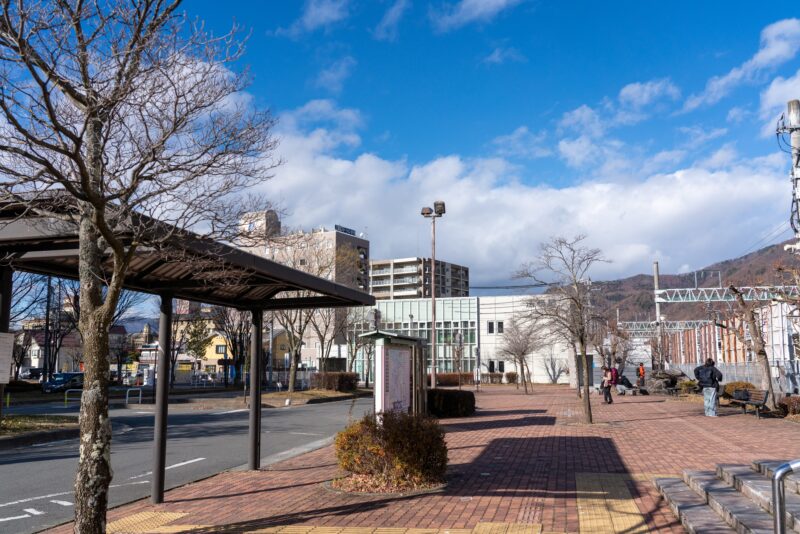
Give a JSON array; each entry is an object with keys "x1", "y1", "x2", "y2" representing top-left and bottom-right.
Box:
[{"x1": 421, "y1": 201, "x2": 446, "y2": 389}]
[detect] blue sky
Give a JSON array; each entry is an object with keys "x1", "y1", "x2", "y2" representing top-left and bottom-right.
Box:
[{"x1": 187, "y1": 1, "x2": 800, "y2": 286}]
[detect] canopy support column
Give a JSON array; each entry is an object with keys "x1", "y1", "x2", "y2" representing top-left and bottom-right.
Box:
[
  {"x1": 249, "y1": 308, "x2": 263, "y2": 470},
  {"x1": 151, "y1": 293, "x2": 172, "y2": 504}
]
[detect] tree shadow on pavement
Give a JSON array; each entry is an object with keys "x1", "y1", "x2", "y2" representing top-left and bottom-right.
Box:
[{"x1": 165, "y1": 436, "x2": 680, "y2": 534}]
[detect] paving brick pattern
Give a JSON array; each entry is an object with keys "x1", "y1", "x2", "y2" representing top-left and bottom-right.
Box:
[{"x1": 49, "y1": 386, "x2": 800, "y2": 533}]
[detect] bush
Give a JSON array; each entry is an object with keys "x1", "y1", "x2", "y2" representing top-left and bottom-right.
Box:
[
  {"x1": 334, "y1": 411, "x2": 447, "y2": 488},
  {"x1": 427, "y1": 388, "x2": 476, "y2": 418},
  {"x1": 481, "y1": 372, "x2": 503, "y2": 384},
  {"x1": 310, "y1": 372, "x2": 359, "y2": 392},
  {"x1": 779, "y1": 396, "x2": 800, "y2": 416},
  {"x1": 678, "y1": 379, "x2": 698, "y2": 395},
  {"x1": 722, "y1": 381, "x2": 756, "y2": 399},
  {"x1": 504, "y1": 371, "x2": 518, "y2": 384}
]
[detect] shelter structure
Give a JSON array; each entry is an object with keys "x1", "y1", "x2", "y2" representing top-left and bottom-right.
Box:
[{"x1": 0, "y1": 205, "x2": 374, "y2": 503}]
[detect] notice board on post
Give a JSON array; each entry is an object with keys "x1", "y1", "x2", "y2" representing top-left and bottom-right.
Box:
[
  {"x1": 375, "y1": 344, "x2": 411, "y2": 414},
  {"x1": 0, "y1": 332, "x2": 14, "y2": 384}
]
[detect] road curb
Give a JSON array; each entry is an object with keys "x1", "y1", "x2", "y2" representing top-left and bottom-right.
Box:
[{"x1": 0, "y1": 421, "x2": 133, "y2": 450}]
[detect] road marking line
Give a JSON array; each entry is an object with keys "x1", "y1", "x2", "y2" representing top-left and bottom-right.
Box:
[
  {"x1": 30, "y1": 439, "x2": 72, "y2": 448},
  {"x1": 23, "y1": 508, "x2": 44, "y2": 515},
  {"x1": 0, "y1": 481, "x2": 148, "y2": 508},
  {"x1": 128, "y1": 457, "x2": 206, "y2": 480},
  {"x1": 50, "y1": 500, "x2": 73, "y2": 507},
  {"x1": 135, "y1": 411, "x2": 152, "y2": 414},
  {"x1": 289, "y1": 431, "x2": 321, "y2": 436},
  {"x1": 213, "y1": 408, "x2": 248, "y2": 415},
  {"x1": 0, "y1": 514, "x2": 30, "y2": 522}
]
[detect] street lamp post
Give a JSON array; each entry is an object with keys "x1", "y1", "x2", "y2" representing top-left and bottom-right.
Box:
[{"x1": 421, "y1": 200, "x2": 445, "y2": 388}]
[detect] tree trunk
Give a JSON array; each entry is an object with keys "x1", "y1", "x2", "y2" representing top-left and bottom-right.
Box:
[
  {"x1": 570, "y1": 344, "x2": 581, "y2": 398},
  {"x1": 73, "y1": 218, "x2": 113, "y2": 534},
  {"x1": 579, "y1": 343, "x2": 593, "y2": 424},
  {"x1": 287, "y1": 350, "x2": 299, "y2": 393}
]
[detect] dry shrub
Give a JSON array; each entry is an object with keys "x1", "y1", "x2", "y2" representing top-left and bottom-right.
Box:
[
  {"x1": 504, "y1": 371, "x2": 518, "y2": 384},
  {"x1": 334, "y1": 411, "x2": 448, "y2": 490},
  {"x1": 779, "y1": 396, "x2": 800, "y2": 416},
  {"x1": 427, "y1": 388, "x2": 476, "y2": 418},
  {"x1": 678, "y1": 379, "x2": 698, "y2": 395},
  {"x1": 482, "y1": 372, "x2": 503, "y2": 384},
  {"x1": 429, "y1": 373, "x2": 474, "y2": 387}
]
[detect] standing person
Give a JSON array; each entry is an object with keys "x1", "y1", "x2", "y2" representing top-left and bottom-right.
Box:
[
  {"x1": 601, "y1": 366, "x2": 613, "y2": 404},
  {"x1": 694, "y1": 358, "x2": 723, "y2": 417},
  {"x1": 637, "y1": 363, "x2": 646, "y2": 387}
]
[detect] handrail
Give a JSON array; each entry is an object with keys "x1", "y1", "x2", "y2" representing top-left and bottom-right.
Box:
[
  {"x1": 126, "y1": 388, "x2": 143, "y2": 405},
  {"x1": 773, "y1": 459, "x2": 800, "y2": 533},
  {"x1": 64, "y1": 389, "x2": 82, "y2": 406}
]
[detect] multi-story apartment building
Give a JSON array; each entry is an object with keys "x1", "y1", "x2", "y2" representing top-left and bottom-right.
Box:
[{"x1": 370, "y1": 258, "x2": 469, "y2": 300}]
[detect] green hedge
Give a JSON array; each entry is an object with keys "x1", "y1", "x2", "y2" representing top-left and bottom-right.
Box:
[
  {"x1": 310, "y1": 372, "x2": 359, "y2": 392},
  {"x1": 427, "y1": 388, "x2": 475, "y2": 418},
  {"x1": 430, "y1": 373, "x2": 474, "y2": 387}
]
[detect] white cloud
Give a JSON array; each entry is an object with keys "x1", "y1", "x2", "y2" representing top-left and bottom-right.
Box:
[
  {"x1": 276, "y1": 0, "x2": 350, "y2": 38},
  {"x1": 264, "y1": 100, "x2": 790, "y2": 284},
  {"x1": 374, "y1": 0, "x2": 411, "y2": 41},
  {"x1": 431, "y1": 0, "x2": 523, "y2": 32},
  {"x1": 726, "y1": 106, "x2": 750, "y2": 123},
  {"x1": 677, "y1": 125, "x2": 728, "y2": 146},
  {"x1": 683, "y1": 18, "x2": 800, "y2": 112},
  {"x1": 558, "y1": 105, "x2": 605, "y2": 137},
  {"x1": 759, "y1": 67, "x2": 800, "y2": 135},
  {"x1": 482, "y1": 46, "x2": 526, "y2": 65},
  {"x1": 698, "y1": 143, "x2": 738, "y2": 169},
  {"x1": 618, "y1": 78, "x2": 680, "y2": 110},
  {"x1": 278, "y1": 99, "x2": 364, "y2": 149},
  {"x1": 491, "y1": 126, "x2": 550, "y2": 159},
  {"x1": 315, "y1": 56, "x2": 357, "y2": 94}
]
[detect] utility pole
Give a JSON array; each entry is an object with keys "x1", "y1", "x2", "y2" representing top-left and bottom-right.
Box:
[
  {"x1": 653, "y1": 261, "x2": 663, "y2": 371},
  {"x1": 43, "y1": 276, "x2": 52, "y2": 381},
  {"x1": 784, "y1": 99, "x2": 800, "y2": 253}
]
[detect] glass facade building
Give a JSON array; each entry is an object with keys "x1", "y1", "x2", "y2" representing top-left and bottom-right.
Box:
[{"x1": 351, "y1": 297, "x2": 479, "y2": 380}]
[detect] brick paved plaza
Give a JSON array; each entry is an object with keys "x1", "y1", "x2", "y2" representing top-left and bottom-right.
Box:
[{"x1": 51, "y1": 386, "x2": 800, "y2": 533}]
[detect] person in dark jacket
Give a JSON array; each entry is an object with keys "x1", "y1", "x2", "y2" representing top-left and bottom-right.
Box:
[{"x1": 694, "y1": 358, "x2": 723, "y2": 416}]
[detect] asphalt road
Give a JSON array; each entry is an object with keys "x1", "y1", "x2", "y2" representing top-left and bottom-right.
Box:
[{"x1": 0, "y1": 397, "x2": 373, "y2": 533}]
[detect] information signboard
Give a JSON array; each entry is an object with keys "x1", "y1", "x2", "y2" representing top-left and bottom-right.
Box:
[
  {"x1": 0, "y1": 332, "x2": 14, "y2": 384},
  {"x1": 375, "y1": 344, "x2": 411, "y2": 414}
]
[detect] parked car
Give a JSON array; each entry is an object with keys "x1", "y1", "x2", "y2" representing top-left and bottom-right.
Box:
[
  {"x1": 19, "y1": 367, "x2": 43, "y2": 380},
  {"x1": 42, "y1": 372, "x2": 84, "y2": 393}
]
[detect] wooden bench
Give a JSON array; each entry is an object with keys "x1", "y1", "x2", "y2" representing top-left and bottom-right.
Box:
[{"x1": 728, "y1": 389, "x2": 769, "y2": 419}]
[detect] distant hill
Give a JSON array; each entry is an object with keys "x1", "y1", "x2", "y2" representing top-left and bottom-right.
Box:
[{"x1": 596, "y1": 240, "x2": 799, "y2": 322}]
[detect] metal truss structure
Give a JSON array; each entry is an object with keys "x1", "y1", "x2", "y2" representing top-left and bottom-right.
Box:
[
  {"x1": 654, "y1": 286, "x2": 800, "y2": 303},
  {"x1": 618, "y1": 320, "x2": 711, "y2": 337}
]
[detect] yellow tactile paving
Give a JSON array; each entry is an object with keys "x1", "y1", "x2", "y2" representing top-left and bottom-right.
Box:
[
  {"x1": 575, "y1": 474, "x2": 648, "y2": 534},
  {"x1": 106, "y1": 512, "x2": 189, "y2": 533}
]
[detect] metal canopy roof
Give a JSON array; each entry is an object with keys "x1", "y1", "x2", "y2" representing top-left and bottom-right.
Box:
[{"x1": 0, "y1": 208, "x2": 375, "y2": 311}]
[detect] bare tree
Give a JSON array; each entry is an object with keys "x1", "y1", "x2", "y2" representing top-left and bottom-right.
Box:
[
  {"x1": 726, "y1": 285, "x2": 778, "y2": 410},
  {"x1": 12, "y1": 330, "x2": 32, "y2": 380},
  {"x1": 11, "y1": 272, "x2": 47, "y2": 326},
  {"x1": 517, "y1": 235, "x2": 607, "y2": 424},
  {"x1": 210, "y1": 306, "x2": 251, "y2": 387},
  {"x1": 269, "y1": 230, "x2": 334, "y2": 394},
  {"x1": 543, "y1": 349, "x2": 568, "y2": 384},
  {"x1": 345, "y1": 307, "x2": 370, "y2": 373},
  {"x1": 309, "y1": 244, "x2": 361, "y2": 371},
  {"x1": 497, "y1": 319, "x2": 538, "y2": 394},
  {"x1": 0, "y1": 3, "x2": 277, "y2": 530}
]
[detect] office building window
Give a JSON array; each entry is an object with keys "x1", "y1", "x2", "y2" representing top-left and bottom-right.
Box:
[
  {"x1": 487, "y1": 321, "x2": 494, "y2": 334},
  {"x1": 497, "y1": 321, "x2": 504, "y2": 334},
  {"x1": 498, "y1": 361, "x2": 505, "y2": 373},
  {"x1": 215, "y1": 345, "x2": 226, "y2": 354}
]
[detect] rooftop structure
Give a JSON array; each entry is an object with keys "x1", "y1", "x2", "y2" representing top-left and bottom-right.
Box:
[{"x1": 370, "y1": 257, "x2": 469, "y2": 300}]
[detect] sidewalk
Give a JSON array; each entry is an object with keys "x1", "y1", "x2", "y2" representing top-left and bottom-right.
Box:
[{"x1": 49, "y1": 386, "x2": 800, "y2": 533}]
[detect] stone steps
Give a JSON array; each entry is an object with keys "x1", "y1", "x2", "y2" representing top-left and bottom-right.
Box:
[{"x1": 655, "y1": 460, "x2": 800, "y2": 534}]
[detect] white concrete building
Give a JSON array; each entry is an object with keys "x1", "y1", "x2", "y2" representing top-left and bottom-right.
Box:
[{"x1": 478, "y1": 296, "x2": 572, "y2": 384}]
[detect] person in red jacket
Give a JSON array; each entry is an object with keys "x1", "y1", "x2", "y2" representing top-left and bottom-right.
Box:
[{"x1": 637, "y1": 363, "x2": 646, "y2": 387}]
